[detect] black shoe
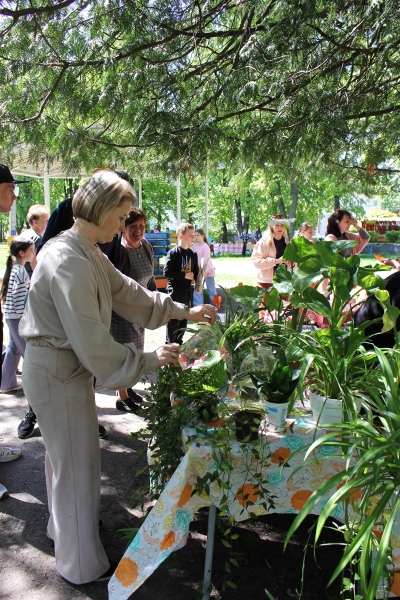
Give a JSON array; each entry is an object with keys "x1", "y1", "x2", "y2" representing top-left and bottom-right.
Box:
[
  {"x1": 93, "y1": 560, "x2": 118, "y2": 582},
  {"x1": 18, "y1": 411, "x2": 37, "y2": 439},
  {"x1": 98, "y1": 425, "x2": 108, "y2": 439},
  {"x1": 127, "y1": 388, "x2": 144, "y2": 403},
  {"x1": 116, "y1": 397, "x2": 140, "y2": 413}
]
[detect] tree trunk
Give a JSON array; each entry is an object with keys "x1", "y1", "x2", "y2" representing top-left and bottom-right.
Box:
[
  {"x1": 288, "y1": 177, "x2": 299, "y2": 238},
  {"x1": 334, "y1": 195, "x2": 340, "y2": 210},
  {"x1": 221, "y1": 222, "x2": 228, "y2": 243},
  {"x1": 64, "y1": 178, "x2": 75, "y2": 198},
  {"x1": 235, "y1": 198, "x2": 243, "y2": 234},
  {"x1": 273, "y1": 180, "x2": 286, "y2": 216}
]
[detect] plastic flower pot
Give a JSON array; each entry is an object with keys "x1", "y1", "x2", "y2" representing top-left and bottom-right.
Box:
[
  {"x1": 234, "y1": 410, "x2": 261, "y2": 441},
  {"x1": 264, "y1": 400, "x2": 289, "y2": 427},
  {"x1": 308, "y1": 388, "x2": 342, "y2": 424}
]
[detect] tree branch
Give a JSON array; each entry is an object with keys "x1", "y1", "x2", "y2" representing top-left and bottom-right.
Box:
[
  {"x1": 21, "y1": 65, "x2": 68, "y2": 123},
  {"x1": 0, "y1": 0, "x2": 77, "y2": 18}
]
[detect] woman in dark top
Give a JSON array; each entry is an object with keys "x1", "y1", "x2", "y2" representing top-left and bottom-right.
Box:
[
  {"x1": 111, "y1": 208, "x2": 157, "y2": 411},
  {"x1": 251, "y1": 214, "x2": 290, "y2": 288}
]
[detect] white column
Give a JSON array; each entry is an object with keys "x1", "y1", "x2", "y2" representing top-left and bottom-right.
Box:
[
  {"x1": 10, "y1": 201, "x2": 16, "y2": 235},
  {"x1": 43, "y1": 159, "x2": 50, "y2": 208},
  {"x1": 176, "y1": 175, "x2": 181, "y2": 223},
  {"x1": 205, "y1": 175, "x2": 209, "y2": 239},
  {"x1": 138, "y1": 178, "x2": 142, "y2": 209}
]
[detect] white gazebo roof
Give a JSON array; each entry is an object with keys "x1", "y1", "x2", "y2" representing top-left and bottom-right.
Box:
[{"x1": 10, "y1": 143, "x2": 88, "y2": 179}]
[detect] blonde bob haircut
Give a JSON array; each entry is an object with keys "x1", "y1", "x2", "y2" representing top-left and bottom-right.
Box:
[{"x1": 72, "y1": 170, "x2": 136, "y2": 227}]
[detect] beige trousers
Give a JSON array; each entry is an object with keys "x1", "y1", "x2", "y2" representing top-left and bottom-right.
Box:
[{"x1": 22, "y1": 343, "x2": 109, "y2": 584}]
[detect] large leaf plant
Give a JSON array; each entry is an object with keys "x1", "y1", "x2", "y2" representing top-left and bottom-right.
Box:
[{"x1": 273, "y1": 237, "x2": 399, "y2": 415}]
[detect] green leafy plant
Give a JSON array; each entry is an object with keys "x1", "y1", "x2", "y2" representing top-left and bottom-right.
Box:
[
  {"x1": 273, "y1": 237, "x2": 398, "y2": 415},
  {"x1": 130, "y1": 366, "x2": 191, "y2": 496},
  {"x1": 177, "y1": 349, "x2": 227, "y2": 395},
  {"x1": 213, "y1": 285, "x2": 276, "y2": 374},
  {"x1": 249, "y1": 349, "x2": 299, "y2": 404},
  {"x1": 384, "y1": 230, "x2": 400, "y2": 243},
  {"x1": 285, "y1": 347, "x2": 400, "y2": 600},
  {"x1": 368, "y1": 230, "x2": 379, "y2": 243}
]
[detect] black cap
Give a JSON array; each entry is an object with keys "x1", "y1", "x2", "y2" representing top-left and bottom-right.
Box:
[{"x1": 0, "y1": 164, "x2": 30, "y2": 184}]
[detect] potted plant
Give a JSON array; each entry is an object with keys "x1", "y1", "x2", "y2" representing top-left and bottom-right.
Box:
[
  {"x1": 234, "y1": 409, "x2": 262, "y2": 441},
  {"x1": 214, "y1": 285, "x2": 277, "y2": 375},
  {"x1": 273, "y1": 236, "x2": 399, "y2": 423},
  {"x1": 249, "y1": 349, "x2": 299, "y2": 426},
  {"x1": 285, "y1": 347, "x2": 400, "y2": 600},
  {"x1": 192, "y1": 391, "x2": 220, "y2": 422},
  {"x1": 176, "y1": 349, "x2": 227, "y2": 396}
]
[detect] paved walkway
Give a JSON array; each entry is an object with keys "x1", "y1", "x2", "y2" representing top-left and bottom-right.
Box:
[{"x1": 0, "y1": 379, "x2": 150, "y2": 600}]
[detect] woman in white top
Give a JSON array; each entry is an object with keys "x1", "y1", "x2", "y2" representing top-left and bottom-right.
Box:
[
  {"x1": 19, "y1": 171, "x2": 216, "y2": 585},
  {"x1": 1, "y1": 237, "x2": 34, "y2": 392}
]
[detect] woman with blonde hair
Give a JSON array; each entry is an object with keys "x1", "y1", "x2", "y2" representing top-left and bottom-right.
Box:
[
  {"x1": 251, "y1": 214, "x2": 290, "y2": 288},
  {"x1": 19, "y1": 170, "x2": 216, "y2": 586}
]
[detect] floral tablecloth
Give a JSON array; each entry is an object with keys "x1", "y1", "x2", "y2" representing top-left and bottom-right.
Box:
[{"x1": 109, "y1": 416, "x2": 400, "y2": 599}]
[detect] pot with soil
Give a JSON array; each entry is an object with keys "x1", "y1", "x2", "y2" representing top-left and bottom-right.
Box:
[
  {"x1": 234, "y1": 410, "x2": 262, "y2": 441},
  {"x1": 197, "y1": 401, "x2": 219, "y2": 422},
  {"x1": 193, "y1": 391, "x2": 220, "y2": 422}
]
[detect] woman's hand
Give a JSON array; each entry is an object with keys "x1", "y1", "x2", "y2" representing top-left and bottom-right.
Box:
[
  {"x1": 187, "y1": 304, "x2": 217, "y2": 324},
  {"x1": 350, "y1": 218, "x2": 360, "y2": 230},
  {"x1": 155, "y1": 344, "x2": 181, "y2": 367}
]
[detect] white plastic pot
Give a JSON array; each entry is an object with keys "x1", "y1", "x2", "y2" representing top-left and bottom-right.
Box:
[
  {"x1": 265, "y1": 401, "x2": 289, "y2": 426},
  {"x1": 308, "y1": 388, "x2": 342, "y2": 424}
]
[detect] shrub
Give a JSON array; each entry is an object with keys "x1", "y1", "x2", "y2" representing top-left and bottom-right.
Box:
[
  {"x1": 368, "y1": 231, "x2": 379, "y2": 242},
  {"x1": 385, "y1": 230, "x2": 400, "y2": 243}
]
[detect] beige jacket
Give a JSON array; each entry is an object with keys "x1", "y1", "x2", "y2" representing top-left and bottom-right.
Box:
[
  {"x1": 251, "y1": 238, "x2": 283, "y2": 284},
  {"x1": 19, "y1": 230, "x2": 186, "y2": 391}
]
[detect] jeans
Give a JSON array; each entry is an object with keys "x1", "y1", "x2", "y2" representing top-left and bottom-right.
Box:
[
  {"x1": 193, "y1": 276, "x2": 216, "y2": 306},
  {"x1": 1, "y1": 318, "x2": 25, "y2": 391}
]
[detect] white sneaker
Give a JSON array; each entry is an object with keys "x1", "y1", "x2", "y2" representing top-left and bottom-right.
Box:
[
  {"x1": 0, "y1": 446, "x2": 22, "y2": 462},
  {"x1": 0, "y1": 483, "x2": 8, "y2": 498}
]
